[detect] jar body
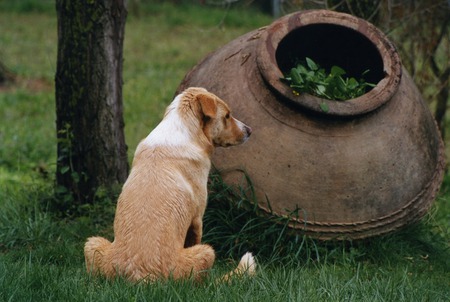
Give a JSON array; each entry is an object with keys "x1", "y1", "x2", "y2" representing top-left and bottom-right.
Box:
[{"x1": 177, "y1": 11, "x2": 445, "y2": 239}]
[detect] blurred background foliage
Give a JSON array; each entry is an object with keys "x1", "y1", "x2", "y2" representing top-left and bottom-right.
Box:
[{"x1": 1, "y1": 0, "x2": 448, "y2": 142}]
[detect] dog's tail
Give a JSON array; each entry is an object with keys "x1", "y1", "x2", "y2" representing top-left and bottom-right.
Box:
[
  {"x1": 84, "y1": 236, "x2": 114, "y2": 277},
  {"x1": 219, "y1": 252, "x2": 257, "y2": 283}
]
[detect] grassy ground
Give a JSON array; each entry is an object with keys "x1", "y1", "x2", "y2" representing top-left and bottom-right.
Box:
[{"x1": 0, "y1": 2, "x2": 449, "y2": 301}]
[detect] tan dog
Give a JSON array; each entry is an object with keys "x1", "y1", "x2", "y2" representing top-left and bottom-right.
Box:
[{"x1": 84, "y1": 87, "x2": 254, "y2": 282}]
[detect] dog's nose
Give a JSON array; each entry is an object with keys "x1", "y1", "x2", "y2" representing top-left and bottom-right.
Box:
[{"x1": 245, "y1": 125, "x2": 252, "y2": 136}]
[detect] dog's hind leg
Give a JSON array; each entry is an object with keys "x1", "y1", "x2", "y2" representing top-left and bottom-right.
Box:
[
  {"x1": 184, "y1": 217, "x2": 203, "y2": 248},
  {"x1": 84, "y1": 236, "x2": 115, "y2": 277},
  {"x1": 172, "y1": 244, "x2": 215, "y2": 281}
]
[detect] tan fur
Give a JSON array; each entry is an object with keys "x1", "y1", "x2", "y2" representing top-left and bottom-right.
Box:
[{"x1": 84, "y1": 87, "x2": 253, "y2": 282}]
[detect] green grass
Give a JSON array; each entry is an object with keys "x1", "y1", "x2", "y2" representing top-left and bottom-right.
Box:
[
  {"x1": 122, "y1": 2, "x2": 272, "y2": 156},
  {"x1": 0, "y1": 2, "x2": 449, "y2": 301},
  {"x1": 1, "y1": 179, "x2": 449, "y2": 301}
]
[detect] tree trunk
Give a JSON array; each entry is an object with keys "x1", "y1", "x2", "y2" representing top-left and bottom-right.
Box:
[
  {"x1": 433, "y1": 68, "x2": 450, "y2": 140},
  {"x1": 431, "y1": 14, "x2": 450, "y2": 141},
  {"x1": 55, "y1": 0, "x2": 129, "y2": 212}
]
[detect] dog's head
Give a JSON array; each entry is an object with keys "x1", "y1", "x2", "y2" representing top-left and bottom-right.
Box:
[{"x1": 180, "y1": 87, "x2": 252, "y2": 148}]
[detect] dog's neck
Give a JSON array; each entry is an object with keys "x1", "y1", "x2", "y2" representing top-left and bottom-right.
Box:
[{"x1": 139, "y1": 97, "x2": 214, "y2": 159}]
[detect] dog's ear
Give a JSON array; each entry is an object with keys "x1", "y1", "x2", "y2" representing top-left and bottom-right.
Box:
[{"x1": 197, "y1": 94, "x2": 217, "y2": 119}]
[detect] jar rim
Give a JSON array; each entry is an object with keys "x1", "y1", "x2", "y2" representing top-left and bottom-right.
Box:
[{"x1": 257, "y1": 10, "x2": 402, "y2": 116}]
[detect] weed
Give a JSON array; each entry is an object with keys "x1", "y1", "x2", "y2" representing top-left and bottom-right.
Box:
[{"x1": 282, "y1": 57, "x2": 376, "y2": 104}]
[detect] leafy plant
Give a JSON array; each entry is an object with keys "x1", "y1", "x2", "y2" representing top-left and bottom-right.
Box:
[{"x1": 282, "y1": 57, "x2": 376, "y2": 101}]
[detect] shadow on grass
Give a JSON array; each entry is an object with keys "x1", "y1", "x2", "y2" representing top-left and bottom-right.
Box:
[{"x1": 203, "y1": 171, "x2": 450, "y2": 273}]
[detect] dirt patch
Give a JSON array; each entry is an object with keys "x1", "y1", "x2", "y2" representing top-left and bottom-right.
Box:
[{"x1": 0, "y1": 76, "x2": 53, "y2": 93}]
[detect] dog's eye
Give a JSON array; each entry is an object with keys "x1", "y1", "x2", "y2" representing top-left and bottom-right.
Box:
[
  {"x1": 203, "y1": 116, "x2": 211, "y2": 124},
  {"x1": 225, "y1": 113, "x2": 230, "y2": 119}
]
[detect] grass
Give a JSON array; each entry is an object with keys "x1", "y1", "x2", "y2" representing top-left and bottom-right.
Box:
[{"x1": 0, "y1": 2, "x2": 449, "y2": 301}]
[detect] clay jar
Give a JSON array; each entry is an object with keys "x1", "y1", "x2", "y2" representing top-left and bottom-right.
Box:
[{"x1": 177, "y1": 10, "x2": 445, "y2": 240}]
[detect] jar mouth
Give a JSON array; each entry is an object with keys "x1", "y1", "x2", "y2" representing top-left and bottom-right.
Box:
[{"x1": 257, "y1": 10, "x2": 402, "y2": 116}]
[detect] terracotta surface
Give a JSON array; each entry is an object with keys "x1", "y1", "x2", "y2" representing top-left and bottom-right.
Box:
[{"x1": 177, "y1": 10, "x2": 445, "y2": 240}]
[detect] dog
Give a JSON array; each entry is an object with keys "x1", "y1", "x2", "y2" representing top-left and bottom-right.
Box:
[{"x1": 84, "y1": 87, "x2": 254, "y2": 282}]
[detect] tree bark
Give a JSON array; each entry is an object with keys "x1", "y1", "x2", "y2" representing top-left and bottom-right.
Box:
[
  {"x1": 431, "y1": 14, "x2": 450, "y2": 140},
  {"x1": 55, "y1": 0, "x2": 128, "y2": 211}
]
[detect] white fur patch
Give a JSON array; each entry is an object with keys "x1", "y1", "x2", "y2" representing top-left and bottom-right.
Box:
[
  {"x1": 238, "y1": 252, "x2": 256, "y2": 276},
  {"x1": 142, "y1": 94, "x2": 192, "y2": 148},
  {"x1": 138, "y1": 93, "x2": 207, "y2": 162}
]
